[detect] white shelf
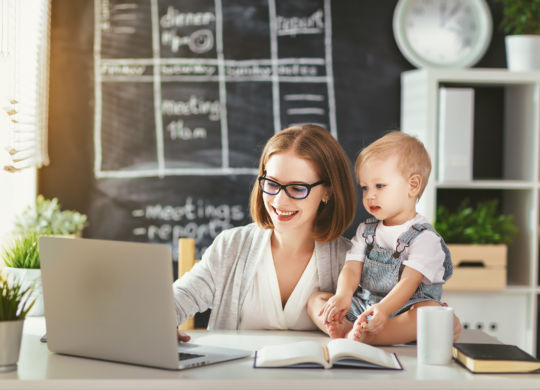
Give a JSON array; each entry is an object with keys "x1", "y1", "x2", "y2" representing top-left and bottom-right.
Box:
[
  {"x1": 436, "y1": 180, "x2": 535, "y2": 190},
  {"x1": 401, "y1": 68, "x2": 539, "y2": 355}
]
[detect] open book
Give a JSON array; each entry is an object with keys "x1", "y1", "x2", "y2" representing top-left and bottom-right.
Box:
[{"x1": 253, "y1": 339, "x2": 402, "y2": 370}]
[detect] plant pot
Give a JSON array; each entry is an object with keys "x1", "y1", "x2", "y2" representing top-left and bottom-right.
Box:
[
  {"x1": 0, "y1": 319, "x2": 24, "y2": 372},
  {"x1": 505, "y1": 35, "x2": 540, "y2": 71},
  {"x1": 5, "y1": 267, "x2": 44, "y2": 316}
]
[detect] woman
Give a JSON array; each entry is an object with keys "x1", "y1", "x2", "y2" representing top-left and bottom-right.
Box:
[{"x1": 173, "y1": 124, "x2": 356, "y2": 338}]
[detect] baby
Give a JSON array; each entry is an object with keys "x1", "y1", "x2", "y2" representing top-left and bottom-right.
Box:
[{"x1": 308, "y1": 131, "x2": 454, "y2": 345}]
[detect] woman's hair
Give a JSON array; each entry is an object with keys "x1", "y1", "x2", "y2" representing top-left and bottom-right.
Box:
[
  {"x1": 250, "y1": 124, "x2": 356, "y2": 242},
  {"x1": 355, "y1": 131, "x2": 431, "y2": 199}
]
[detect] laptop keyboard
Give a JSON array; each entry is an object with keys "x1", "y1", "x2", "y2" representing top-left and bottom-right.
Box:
[{"x1": 179, "y1": 352, "x2": 204, "y2": 361}]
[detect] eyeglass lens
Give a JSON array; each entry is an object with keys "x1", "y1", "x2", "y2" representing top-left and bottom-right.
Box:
[{"x1": 259, "y1": 178, "x2": 309, "y2": 199}]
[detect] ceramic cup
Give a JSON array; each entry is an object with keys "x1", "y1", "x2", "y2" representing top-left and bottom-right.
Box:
[{"x1": 417, "y1": 306, "x2": 454, "y2": 365}]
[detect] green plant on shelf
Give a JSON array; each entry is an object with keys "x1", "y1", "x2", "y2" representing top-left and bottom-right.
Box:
[
  {"x1": 434, "y1": 199, "x2": 518, "y2": 245},
  {"x1": 497, "y1": 0, "x2": 540, "y2": 35},
  {"x1": 0, "y1": 269, "x2": 36, "y2": 321},
  {"x1": 14, "y1": 195, "x2": 87, "y2": 236},
  {"x1": 2, "y1": 231, "x2": 40, "y2": 269}
]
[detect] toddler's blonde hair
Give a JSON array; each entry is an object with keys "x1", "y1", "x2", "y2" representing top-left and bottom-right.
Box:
[{"x1": 355, "y1": 131, "x2": 431, "y2": 199}]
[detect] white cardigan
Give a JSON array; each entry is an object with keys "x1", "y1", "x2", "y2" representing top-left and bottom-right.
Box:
[{"x1": 172, "y1": 223, "x2": 351, "y2": 329}]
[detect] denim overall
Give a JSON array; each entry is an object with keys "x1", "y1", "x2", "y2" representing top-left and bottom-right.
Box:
[{"x1": 345, "y1": 217, "x2": 453, "y2": 323}]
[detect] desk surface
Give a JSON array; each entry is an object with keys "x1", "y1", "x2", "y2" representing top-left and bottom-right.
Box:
[{"x1": 2, "y1": 317, "x2": 539, "y2": 390}]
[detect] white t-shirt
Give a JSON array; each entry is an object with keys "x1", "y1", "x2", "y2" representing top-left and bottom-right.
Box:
[
  {"x1": 238, "y1": 241, "x2": 319, "y2": 330},
  {"x1": 345, "y1": 214, "x2": 446, "y2": 284}
]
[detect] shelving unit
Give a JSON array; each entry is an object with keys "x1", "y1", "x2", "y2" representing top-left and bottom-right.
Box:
[{"x1": 401, "y1": 68, "x2": 540, "y2": 355}]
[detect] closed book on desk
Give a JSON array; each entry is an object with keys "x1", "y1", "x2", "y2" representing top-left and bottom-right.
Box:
[
  {"x1": 452, "y1": 343, "x2": 540, "y2": 373},
  {"x1": 254, "y1": 339, "x2": 402, "y2": 370}
]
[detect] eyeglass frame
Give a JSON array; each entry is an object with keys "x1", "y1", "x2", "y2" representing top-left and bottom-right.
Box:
[{"x1": 257, "y1": 176, "x2": 327, "y2": 200}]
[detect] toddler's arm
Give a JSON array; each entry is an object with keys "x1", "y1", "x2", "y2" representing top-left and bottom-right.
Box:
[
  {"x1": 357, "y1": 266, "x2": 423, "y2": 333},
  {"x1": 319, "y1": 260, "x2": 363, "y2": 323}
]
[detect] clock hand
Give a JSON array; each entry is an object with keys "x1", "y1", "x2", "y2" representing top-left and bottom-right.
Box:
[{"x1": 440, "y1": 2, "x2": 462, "y2": 27}]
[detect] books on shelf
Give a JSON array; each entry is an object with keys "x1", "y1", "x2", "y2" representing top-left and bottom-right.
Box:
[
  {"x1": 438, "y1": 87, "x2": 475, "y2": 182},
  {"x1": 253, "y1": 339, "x2": 402, "y2": 370},
  {"x1": 452, "y1": 343, "x2": 540, "y2": 373}
]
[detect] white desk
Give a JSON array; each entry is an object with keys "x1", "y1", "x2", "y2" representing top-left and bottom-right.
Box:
[{"x1": 2, "y1": 317, "x2": 539, "y2": 390}]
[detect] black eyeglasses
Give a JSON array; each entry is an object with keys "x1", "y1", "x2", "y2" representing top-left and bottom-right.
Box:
[{"x1": 258, "y1": 176, "x2": 326, "y2": 200}]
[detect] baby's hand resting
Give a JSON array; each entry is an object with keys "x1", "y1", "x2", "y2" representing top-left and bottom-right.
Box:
[
  {"x1": 357, "y1": 303, "x2": 389, "y2": 334},
  {"x1": 319, "y1": 294, "x2": 351, "y2": 324}
]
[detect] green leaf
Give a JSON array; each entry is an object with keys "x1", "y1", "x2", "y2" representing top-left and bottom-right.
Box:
[
  {"x1": 497, "y1": 0, "x2": 540, "y2": 35},
  {"x1": 14, "y1": 195, "x2": 87, "y2": 236},
  {"x1": 434, "y1": 198, "x2": 518, "y2": 245},
  {"x1": 0, "y1": 271, "x2": 36, "y2": 320},
  {"x1": 2, "y1": 231, "x2": 41, "y2": 269}
]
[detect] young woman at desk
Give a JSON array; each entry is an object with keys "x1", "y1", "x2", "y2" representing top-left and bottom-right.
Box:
[{"x1": 173, "y1": 124, "x2": 356, "y2": 340}]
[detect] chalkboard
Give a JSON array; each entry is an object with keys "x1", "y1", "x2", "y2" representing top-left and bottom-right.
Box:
[{"x1": 40, "y1": 0, "x2": 506, "y2": 263}]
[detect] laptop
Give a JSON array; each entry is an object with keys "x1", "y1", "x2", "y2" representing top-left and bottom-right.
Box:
[{"x1": 39, "y1": 236, "x2": 250, "y2": 370}]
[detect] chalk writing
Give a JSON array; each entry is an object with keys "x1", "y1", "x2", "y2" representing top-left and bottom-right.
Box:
[
  {"x1": 160, "y1": 7, "x2": 216, "y2": 28},
  {"x1": 160, "y1": 64, "x2": 216, "y2": 76},
  {"x1": 277, "y1": 10, "x2": 324, "y2": 37},
  {"x1": 101, "y1": 64, "x2": 146, "y2": 76},
  {"x1": 167, "y1": 120, "x2": 207, "y2": 140},
  {"x1": 226, "y1": 64, "x2": 273, "y2": 78},
  {"x1": 161, "y1": 97, "x2": 220, "y2": 121},
  {"x1": 131, "y1": 198, "x2": 246, "y2": 249},
  {"x1": 161, "y1": 29, "x2": 214, "y2": 53},
  {"x1": 95, "y1": 0, "x2": 338, "y2": 179}
]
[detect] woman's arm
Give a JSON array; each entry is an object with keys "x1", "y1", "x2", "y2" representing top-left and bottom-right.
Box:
[{"x1": 319, "y1": 260, "x2": 363, "y2": 323}]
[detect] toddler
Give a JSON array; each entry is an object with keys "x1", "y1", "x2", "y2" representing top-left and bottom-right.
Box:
[{"x1": 307, "y1": 131, "x2": 454, "y2": 345}]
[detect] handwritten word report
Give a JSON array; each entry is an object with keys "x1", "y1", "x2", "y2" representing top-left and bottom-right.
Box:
[{"x1": 94, "y1": 0, "x2": 338, "y2": 178}]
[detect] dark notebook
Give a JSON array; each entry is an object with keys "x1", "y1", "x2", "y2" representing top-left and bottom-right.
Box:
[{"x1": 452, "y1": 343, "x2": 540, "y2": 374}]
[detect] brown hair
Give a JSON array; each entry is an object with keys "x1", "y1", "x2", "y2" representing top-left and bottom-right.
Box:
[
  {"x1": 249, "y1": 124, "x2": 356, "y2": 242},
  {"x1": 355, "y1": 131, "x2": 431, "y2": 199}
]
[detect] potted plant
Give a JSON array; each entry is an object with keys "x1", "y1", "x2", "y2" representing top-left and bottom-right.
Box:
[
  {"x1": 0, "y1": 269, "x2": 36, "y2": 372},
  {"x1": 498, "y1": 0, "x2": 540, "y2": 71},
  {"x1": 435, "y1": 199, "x2": 517, "y2": 291},
  {"x1": 2, "y1": 196, "x2": 87, "y2": 316},
  {"x1": 2, "y1": 231, "x2": 42, "y2": 316},
  {"x1": 14, "y1": 195, "x2": 87, "y2": 236}
]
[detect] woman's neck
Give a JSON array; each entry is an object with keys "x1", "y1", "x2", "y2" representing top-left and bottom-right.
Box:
[{"x1": 271, "y1": 228, "x2": 315, "y2": 257}]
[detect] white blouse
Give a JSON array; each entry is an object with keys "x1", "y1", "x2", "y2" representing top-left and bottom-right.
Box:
[{"x1": 238, "y1": 241, "x2": 319, "y2": 330}]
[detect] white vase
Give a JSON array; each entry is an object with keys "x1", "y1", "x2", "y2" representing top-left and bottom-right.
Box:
[
  {"x1": 505, "y1": 35, "x2": 540, "y2": 71},
  {"x1": 5, "y1": 267, "x2": 44, "y2": 316},
  {"x1": 0, "y1": 320, "x2": 24, "y2": 372}
]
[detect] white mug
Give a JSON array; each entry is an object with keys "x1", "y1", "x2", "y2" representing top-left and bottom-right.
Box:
[{"x1": 417, "y1": 306, "x2": 454, "y2": 365}]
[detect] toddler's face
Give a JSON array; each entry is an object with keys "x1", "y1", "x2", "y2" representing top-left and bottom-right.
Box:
[{"x1": 358, "y1": 155, "x2": 417, "y2": 226}]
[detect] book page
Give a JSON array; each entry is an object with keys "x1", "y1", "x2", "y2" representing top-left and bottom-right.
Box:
[
  {"x1": 327, "y1": 338, "x2": 400, "y2": 368},
  {"x1": 255, "y1": 341, "x2": 329, "y2": 368}
]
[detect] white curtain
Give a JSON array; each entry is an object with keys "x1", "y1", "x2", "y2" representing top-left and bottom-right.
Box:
[{"x1": 0, "y1": 0, "x2": 51, "y2": 170}]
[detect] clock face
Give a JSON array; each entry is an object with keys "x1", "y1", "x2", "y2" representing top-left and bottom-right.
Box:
[{"x1": 393, "y1": 0, "x2": 492, "y2": 68}]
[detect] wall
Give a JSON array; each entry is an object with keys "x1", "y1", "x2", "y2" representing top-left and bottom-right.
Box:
[{"x1": 38, "y1": 0, "x2": 507, "y2": 261}]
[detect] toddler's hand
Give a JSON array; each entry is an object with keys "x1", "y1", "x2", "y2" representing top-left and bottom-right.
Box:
[{"x1": 357, "y1": 304, "x2": 389, "y2": 334}]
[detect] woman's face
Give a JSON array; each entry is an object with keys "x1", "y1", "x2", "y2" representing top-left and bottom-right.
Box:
[{"x1": 262, "y1": 150, "x2": 329, "y2": 236}]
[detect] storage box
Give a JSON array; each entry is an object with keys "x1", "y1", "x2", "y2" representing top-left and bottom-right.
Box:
[{"x1": 444, "y1": 244, "x2": 507, "y2": 291}]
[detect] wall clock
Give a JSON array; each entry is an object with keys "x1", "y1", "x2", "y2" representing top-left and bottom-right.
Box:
[{"x1": 393, "y1": 0, "x2": 492, "y2": 68}]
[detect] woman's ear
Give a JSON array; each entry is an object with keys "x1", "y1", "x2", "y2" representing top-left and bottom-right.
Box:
[
  {"x1": 408, "y1": 174, "x2": 422, "y2": 198},
  {"x1": 322, "y1": 188, "x2": 332, "y2": 204}
]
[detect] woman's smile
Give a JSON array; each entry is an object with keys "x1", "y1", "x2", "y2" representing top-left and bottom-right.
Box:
[{"x1": 272, "y1": 205, "x2": 298, "y2": 221}]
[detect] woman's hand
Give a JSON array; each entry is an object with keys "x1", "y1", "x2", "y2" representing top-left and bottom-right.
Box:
[
  {"x1": 177, "y1": 328, "x2": 191, "y2": 343},
  {"x1": 319, "y1": 294, "x2": 351, "y2": 324}
]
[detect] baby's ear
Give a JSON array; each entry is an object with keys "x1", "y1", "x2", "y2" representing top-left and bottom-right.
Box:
[{"x1": 408, "y1": 174, "x2": 422, "y2": 197}]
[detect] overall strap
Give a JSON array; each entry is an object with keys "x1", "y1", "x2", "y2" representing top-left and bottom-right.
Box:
[
  {"x1": 392, "y1": 223, "x2": 433, "y2": 258},
  {"x1": 362, "y1": 217, "x2": 379, "y2": 252}
]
